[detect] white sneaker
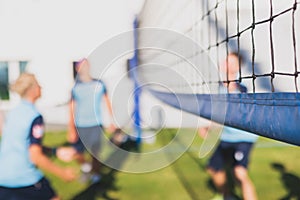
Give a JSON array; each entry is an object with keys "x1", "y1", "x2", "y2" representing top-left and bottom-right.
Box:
[
  {"x1": 80, "y1": 162, "x2": 92, "y2": 173},
  {"x1": 79, "y1": 163, "x2": 92, "y2": 183}
]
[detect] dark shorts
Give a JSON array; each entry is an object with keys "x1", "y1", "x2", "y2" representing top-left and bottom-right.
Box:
[
  {"x1": 0, "y1": 177, "x2": 56, "y2": 200},
  {"x1": 207, "y1": 141, "x2": 254, "y2": 171},
  {"x1": 72, "y1": 125, "x2": 104, "y2": 155}
]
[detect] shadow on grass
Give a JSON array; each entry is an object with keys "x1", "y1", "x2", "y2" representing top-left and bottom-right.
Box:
[
  {"x1": 271, "y1": 162, "x2": 300, "y2": 200},
  {"x1": 71, "y1": 139, "x2": 139, "y2": 200},
  {"x1": 158, "y1": 129, "x2": 204, "y2": 200},
  {"x1": 71, "y1": 171, "x2": 118, "y2": 200},
  {"x1": 157, "y1": 129, "x2": 245, "y2": 200}
]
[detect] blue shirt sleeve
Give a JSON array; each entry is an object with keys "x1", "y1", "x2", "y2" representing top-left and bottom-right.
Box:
[
  {"x1": 71, "y1": 88, "x2": 75, "y2": 100},
  {"x1": 96, "y1": 79, "x2": 107, "y2": 94},
  {"x1": 103, "y1": 83, "x2": 107, "y2": 94},
  {"x1": 29, "y1": 115, "x2": 45, "y2": 145}
]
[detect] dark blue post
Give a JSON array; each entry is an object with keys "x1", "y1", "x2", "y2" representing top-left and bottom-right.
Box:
[{"x1": 128, "y1": 17, "x2": 142, "y2": 147}]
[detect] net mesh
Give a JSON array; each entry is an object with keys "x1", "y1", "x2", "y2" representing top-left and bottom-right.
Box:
[
  {"x1": 135, "y1": 0, "x2": 300, "y2": 145},
  {"x1": 138, "y1": 0, "x2": 300, "y2": 93}
]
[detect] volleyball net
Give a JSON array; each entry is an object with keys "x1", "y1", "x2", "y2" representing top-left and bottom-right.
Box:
[{"x1": 133, "y1": 0, "x2": 300, "y2": 145}]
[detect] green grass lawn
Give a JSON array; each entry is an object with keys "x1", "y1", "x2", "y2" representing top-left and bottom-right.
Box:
[{"x1": 43, "y1": 129, "x2": 300, "y2": 200}]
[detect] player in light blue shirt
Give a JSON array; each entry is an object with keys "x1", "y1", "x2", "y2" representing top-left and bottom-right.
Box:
[
  {"x1": 200, "y1": 53, "x2": 258, "y2": 200},
  {"x1": 220, "y1": 126, "x2": 258, "y2": 143},
  {"x1": 67, "y1": 58, "x2": 115, "y2": 183},
  {"x1": 0, "y1": 73, "x2": 76, "y2": 200},
  {"x1": 72, "y1": 78, "x2": 107, "y2": 127}
]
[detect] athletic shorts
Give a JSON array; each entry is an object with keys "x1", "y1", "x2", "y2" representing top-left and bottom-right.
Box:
[
  {"x1": 207, "y1": 141, "x2": 254, "y2": 171},
  {"x1": 0, "y1": 177, "x2": 56, "y2": 200},
  {"x1": 72, "y1": 125, "x2": 104, "y2": 155}
]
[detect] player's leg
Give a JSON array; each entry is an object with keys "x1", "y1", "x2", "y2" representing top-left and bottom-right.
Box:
[
  {"x1": 207, "y1": 168, "x2": 227, "y2": 193},
  {"x1": 71, "y1": 130, "x2": 92, "y2": 182},
  {"x1": 207, "y1": 142, "x2": 228, "y2": 199},
  {"x1": 77, "y1": 126, "x2": 103, "y2": 183},
  {"x1": 234, "y1": 166, "x2": 256, "y2": 200},
  {"x1": 89, "y1": 126, "x2": 104, "y2": 183},
  {"x1": 71, "y1": 138, "x2": 86, "y2": 164},
  {"x1": 233, "y1": 142, "x2": 257, "y2": 200},
  {"x1": 71, "y1": 128, "x2": 87, "y2": 164}
]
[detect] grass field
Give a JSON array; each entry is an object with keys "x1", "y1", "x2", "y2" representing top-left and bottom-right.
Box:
[{"x1": 43, "y1": 129, "x2": 300, "y2": 200}]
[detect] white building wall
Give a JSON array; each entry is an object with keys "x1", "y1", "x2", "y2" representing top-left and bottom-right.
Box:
[
  {"x1": 0, "y1": 0, "x2": 145, "y2": 125},
  {"x1": 2, "y1": 0, "x2": 267, "y2": 129}
]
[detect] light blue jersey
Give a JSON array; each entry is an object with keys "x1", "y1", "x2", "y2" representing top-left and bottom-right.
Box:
[
  {"x1": 72, "y1": 79, "x2": 107, "y2": 127},
  {"x1": 0, "y1": 100, "x2": 44, "y2": 188},
  {"x1": 220, "y1": 82, "x2": 258, "y2": 143},
  {"x1": 220, "y1": 126, "x2": 258, "y2": 143}
]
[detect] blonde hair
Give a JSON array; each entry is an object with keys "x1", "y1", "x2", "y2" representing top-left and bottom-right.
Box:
[{"x1": 10, "y1": 73, "x2": 37, "y2": 97}]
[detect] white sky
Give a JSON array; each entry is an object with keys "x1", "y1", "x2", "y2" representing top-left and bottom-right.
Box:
[
  {"x1": 0, "y1": 0, "x2": 145, "y2": 105},
  {"x1": 0, "y1": 0, "x2": 144, "y2": 56}
]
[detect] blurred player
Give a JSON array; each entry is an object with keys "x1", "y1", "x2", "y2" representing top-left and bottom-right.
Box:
[
  {"x1": 0, "y1": 73, "x2": 77, "y2": 200},
  {"x1": 200, "y1": 52, "x2": 258, "y2": 200},
  {"x1": 68, "y1": 58, "x2": 115, "y2": 183}
]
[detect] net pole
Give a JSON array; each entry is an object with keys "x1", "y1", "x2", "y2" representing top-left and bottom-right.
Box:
[{"x1": 130, "y1": 17, "x2": 142, "y2": 147}]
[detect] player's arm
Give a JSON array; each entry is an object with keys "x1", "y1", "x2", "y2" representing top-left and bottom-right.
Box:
[
  {"x1": 30, "y1": 145, "x2": 76, "y2": 181},
  {"x1": 198, "y1": 121, "x2": 219, "y2": 139},
  {"x1": 67, "y1": 99, "x2": 78, "y2": 143},
  {"x1": 198, "y1": 127, "x2": 209, "y2": 139},
  {"x1": 103, "y1": 85, "x2": 116, "y2": 133},
  {"x1": 28, "y1": 116, "x2": 77, "y2": 181},
  {"x1": 104, "y1": 94, "x2": 113, "y2": 120}
]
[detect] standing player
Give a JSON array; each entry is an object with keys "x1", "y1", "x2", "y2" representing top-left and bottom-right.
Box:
[
  {"x1": 0, "y1": 73, "x2": 77, "y2": 200},
  {"x1": 200, "y1": 52, "x2": 258, "y2": 200},
  {"x1": 68, "y1": 58, "x2": 115, "y2": 183}
]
